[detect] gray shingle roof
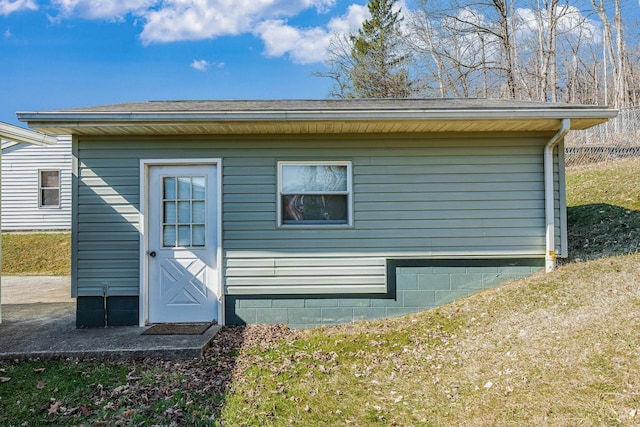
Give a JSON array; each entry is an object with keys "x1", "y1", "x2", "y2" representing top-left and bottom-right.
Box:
[{"x1": 43, "y1": 98, "x2": 608, "y2": 113}]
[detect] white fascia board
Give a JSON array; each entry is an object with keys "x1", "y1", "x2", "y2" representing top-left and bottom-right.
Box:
[
  {"x1": 0, "y1": 122, "x2": 57, "y2": 146},
  {"x1": 17, "y1": 108, "x2": 619, "y2": 124}
]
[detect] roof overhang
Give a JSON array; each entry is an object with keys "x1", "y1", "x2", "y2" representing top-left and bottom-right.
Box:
[
  {"x1": 16, "y1": 100, "x2": 618, "y2": 136},
  {"x1": 0, "y1": 121, "x2": 57, "y2": 146}
]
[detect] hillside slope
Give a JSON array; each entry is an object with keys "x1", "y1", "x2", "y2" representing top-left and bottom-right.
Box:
[{"x1": 220, "y1": 160, "x2": 640, "y2": 425}]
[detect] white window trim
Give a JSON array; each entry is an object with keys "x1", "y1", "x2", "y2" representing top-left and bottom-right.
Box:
[
  {"x1": 38, "y1": 169, "x2": 61, "y2": 209},
  {"x1": 277, "y1": 161, "x2": 353, "y2": 228}
]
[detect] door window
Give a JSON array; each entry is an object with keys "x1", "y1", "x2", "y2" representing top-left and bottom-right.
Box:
[{"x1": 162, "y1": 176, "x2": 206, "y2": 248}]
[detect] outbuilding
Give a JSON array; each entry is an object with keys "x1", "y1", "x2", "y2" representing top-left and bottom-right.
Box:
[{"x1": 17, "y1": 99, "x2": 616, "y2": 328}]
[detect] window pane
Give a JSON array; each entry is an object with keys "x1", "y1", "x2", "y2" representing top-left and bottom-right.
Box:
[
  {"x1": 178, "y1": 225, "x2": 191, "y2": 246},
  {"x1": 192, "y1": 201, "x2": 205, "y2": 223},
  {"x1": 163, "y1": 201, "x2": 176, "y2": 223},
  {"x1": 163, "y1": 177, "x2": 176, "y2": 199},
  {"x1": 178, "y1": 177, "x2": 191, "y2": 199},
  {"x1": 282, "y1": 165, "x2": 347, "y2": 192},
  {"x1": 163, "y1": 225, "x2": 176, "y2": 247},
  {"x1": 41, "y1": 171, "x2": 59, "y2": 188},
  {"x1": 178, "y1": 201, "x2": 191, "y2": 224},
  {"x1": 41, "y1": 189, "x2": 60, "y2": 206},
  {"x1": 192, "y1": 177, "x2": 205, "y2": 199},
  {"x1": 192, "y1": 225, "x2": 205, "y2": 247},
  {"x1": 282, "y1": 195, "x2": 347, "y2": 223}
]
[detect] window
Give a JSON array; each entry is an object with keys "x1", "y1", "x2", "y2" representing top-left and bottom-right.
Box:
[
  {"x1": 162, "y1": 176, "x2": 206, "y2": 248},
  {"x1": 278, "y1": 162, "x2": 352, "y2": 227},
  {"x1": 39, "y1": 170, "x2": 60, "y2": 208}
]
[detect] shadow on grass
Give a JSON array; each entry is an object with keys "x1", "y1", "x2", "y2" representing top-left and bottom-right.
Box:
[
  {"x1": 567, "y1": 203, "x2": 640, "y2": 261},
  {"x1": 120, "y1": 326, "x2": 247, "y2": 425},
  {"x1": 0, "y1": 324, "x2": 251, "y2": 425},
  {"x1": 121, "y1": 324, "x2": 297, "y2": 425}
]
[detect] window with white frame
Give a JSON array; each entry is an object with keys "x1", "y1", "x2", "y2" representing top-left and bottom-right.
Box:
[
  {"x1": 278, "y1": 162, "x2": 352, "y2": 226},
  {"x1": 39, "y1": 170, "x2": 60, "y2": 208}
]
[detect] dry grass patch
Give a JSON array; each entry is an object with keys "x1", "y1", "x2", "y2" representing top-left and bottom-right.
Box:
[{"x1": 2, "y1": 233, "x2": 71, "y2": 275}]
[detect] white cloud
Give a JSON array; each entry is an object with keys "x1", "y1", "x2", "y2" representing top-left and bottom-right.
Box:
[
  {"x1": 256, "y1": 20, "x2": 331, "y2": 64},
  {"x1": 191, "y1": 59, "x2": 210, "y2": 71},
  {"x1": 4, "y1": 27, "x2": 12, "y2": 37},
  {"x1": 327, "y1": 3, "x2": 369, "y2": 34},
  {"x1": 0, "y1": 0, "x2": 37, "y2": 16},
  {"x1": 39, "y1": 0, "x2": 376, "y2": 65},
  {"x1": 139, "y1": 0, "x2": 335, "y2": 45},
  {"x1": 255, "y1": 4, "x2": 369, "y2": 64},
  {"x1": 51, "y1": 0, "x2": 155, "y2": 20},
  {"x1": 191, "y1": 59, "x2": 224, "y2": 71},
  {"x1": 515, "y1": 5, "x2": 599, "y2": 43}
]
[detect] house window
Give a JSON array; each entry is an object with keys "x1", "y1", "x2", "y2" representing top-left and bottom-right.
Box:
[
  {"x1": 39, "y1": 170, "x2": 60, "y2": 208},
  {"x1": 278, "y1": 162, "x2": 352, "y2": 227}
]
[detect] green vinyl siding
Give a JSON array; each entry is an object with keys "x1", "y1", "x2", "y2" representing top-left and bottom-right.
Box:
[
  {"x1": 226, "y1": 259, "x2": 545, "y2": 327},
  {"x1": 72, "y1": 134, "x2": 563, "y2": 298}
]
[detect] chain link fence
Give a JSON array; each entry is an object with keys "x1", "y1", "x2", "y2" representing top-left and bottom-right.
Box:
[{"x1": 565, "y1": 108, "x2": 640, "y2": 166}]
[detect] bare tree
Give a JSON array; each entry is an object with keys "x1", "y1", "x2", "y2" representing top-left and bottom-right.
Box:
[
  {"x1": 319, "y1": 0, "x2": 640, "y2": 105},
  {"x1": 590, "y1": 0, "x2": 634, "y2": 108}
]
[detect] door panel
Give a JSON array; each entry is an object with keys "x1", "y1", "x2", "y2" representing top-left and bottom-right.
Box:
[{"x1": 148, "y1": 164, "x2": 218, "y2": 323}]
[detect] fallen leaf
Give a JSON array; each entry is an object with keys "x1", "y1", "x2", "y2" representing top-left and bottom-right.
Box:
[
  {"x1": 0, "y1": 377, "x2": 10, "y2": 383},
  {"x1": 48, "y1": 401, "x2": 61, "y2": 415},
  {"x1": 37, "y1": 380, "x2": 47, "y2": 390}
]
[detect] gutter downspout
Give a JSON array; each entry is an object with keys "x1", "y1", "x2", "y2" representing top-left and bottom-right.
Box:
[{"x1": 544, "y1": 118, "x2": 571, "y2": 272}]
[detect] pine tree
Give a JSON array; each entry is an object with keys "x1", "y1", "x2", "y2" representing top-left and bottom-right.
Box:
[
  {"x1": 349, "y1": 0, "x2": 416, "y2": 98},
  {"x1": 315, "y1": 0, "x2": 417, "y2": 99}
]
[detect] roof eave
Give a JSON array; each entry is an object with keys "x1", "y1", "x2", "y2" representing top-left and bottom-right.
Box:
[
  {"x1": 17, "y1": 108, "x2": 619, "y2": 124},
  {"x1": 0, "y1": 121, "x2": 57, "y2": 145}
]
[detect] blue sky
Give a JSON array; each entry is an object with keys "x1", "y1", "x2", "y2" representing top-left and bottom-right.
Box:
[
  {"x1": 1, "y1": 0, "x2": 637, "y2": 128},
  {"x1": 1, "y1": 0, "x2": 373, "y2": 126}
]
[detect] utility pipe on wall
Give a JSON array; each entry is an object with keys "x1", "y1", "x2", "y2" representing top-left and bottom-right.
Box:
[{"x1": 544, "y1": 118, "x2": 571, "y2": 272}]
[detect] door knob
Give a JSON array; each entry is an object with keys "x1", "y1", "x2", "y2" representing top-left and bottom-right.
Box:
[{"x1": 149, "y1": 251, "x2": 156, "y2": 257}]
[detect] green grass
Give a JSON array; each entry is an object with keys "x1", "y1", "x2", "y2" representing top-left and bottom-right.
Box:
[
  {"x1": 566, "y1": 158, "x2": 640, "y2": 260},
  {"x1": 0, "y1": 359, "x2": 128, "y2": 426},
  {"x1": 1, "y1": 233, "x2": 70, "y2": 275},
  {"x1": 1, "y1": 159, "x2": 639, "y2": 425}
]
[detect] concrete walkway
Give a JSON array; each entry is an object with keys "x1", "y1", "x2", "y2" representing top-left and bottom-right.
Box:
[{"x1": 0, "y1": 276, "x2": 220, "y2": 360}]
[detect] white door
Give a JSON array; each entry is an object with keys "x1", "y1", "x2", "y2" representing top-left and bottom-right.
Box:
[{"x1": 147, "y1": 164, "x2": 218, "y2": 323}]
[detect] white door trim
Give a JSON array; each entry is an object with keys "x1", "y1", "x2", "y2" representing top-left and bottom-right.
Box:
[{"x1": 139, "y1": 158, "x2": 223, "y2": 326}]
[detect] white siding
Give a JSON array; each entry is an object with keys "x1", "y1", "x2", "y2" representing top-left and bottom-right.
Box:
[{"x1": 1, "y1": 136, "x2": 72, "y2": 231}]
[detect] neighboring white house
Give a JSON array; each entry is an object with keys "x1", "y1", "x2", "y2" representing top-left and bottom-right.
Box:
[
  {"x1": 0, "y1": 121, "x2": 58, "y2": 324},
  {"x1": 1, "y1": 135, "x2": 71, "y2": 231}
]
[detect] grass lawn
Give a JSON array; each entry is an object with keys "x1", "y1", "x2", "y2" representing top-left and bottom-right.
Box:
[
  {"x1": 1, "y1": 233, "x2": 70, "y2": 275},
  {"x1": 1, "y1": 159, "x2": 639, "y2": 425}
]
